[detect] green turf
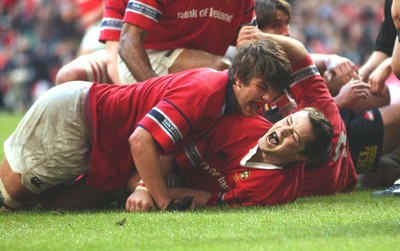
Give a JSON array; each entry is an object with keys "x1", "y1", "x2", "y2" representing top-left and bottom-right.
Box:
[
  {"x1": 0, "y1": 112, "x2": 399, "y2": 251},
  {"x1": 0, "y1": 111, "x2": 23, "y2": 159}
]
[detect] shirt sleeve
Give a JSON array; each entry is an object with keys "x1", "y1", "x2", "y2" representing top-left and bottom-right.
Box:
[
  {"x1": 374, "y1": 0, "x2": 396, "y2": 56},
  {"x1": 99, "y1": 0, "x2": 126, "y2": 42},
  {"x1": 137, "y1": 70, "x2": 226, "y2": 153},
  {"x1": 123, "y1": 0, "x2": 163, "y2": 31}
]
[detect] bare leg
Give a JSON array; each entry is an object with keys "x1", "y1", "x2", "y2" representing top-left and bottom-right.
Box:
[
  {"x1": 358, "y1": 163, "x2": 400, "y2": 188},
  {"x1": 0, "y1": 158, "x2": 36, "y2": 208},
  {"x1": 169, "y1": 49, "x2": 232, "y2": 74},
  {"x1": 55, "y1": 50, "x2": 111, "y2": 85},
  {"x1": 380, "y1": 103, "x2": 400, "y2": 154}
]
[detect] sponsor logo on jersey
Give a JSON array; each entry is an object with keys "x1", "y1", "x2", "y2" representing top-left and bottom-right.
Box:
[
  {"x1": 200, "y1": 162, "x2": 229, "y2": 190},
  {"x1": 234, "y1": 171, "x2": 250, "y2": 182},
  {"x1": 127, "y1": 2, "x2": 161, "y2": 22},
  {"x1": 177, "y1": 8, "x2": 233, "y2": 23},
  {"x1": 31, "y1": 177, "x2": 45, "y2": 188},
  {"x1": 356, "y1": 145, "x2": 378, "y2": 173},
  {"x1": 165, "y1": 49, "x2": 175, "y2": 57},
  {"x1": 363, "y1": 111, "x2": 375, "y2": 122},
  {"x1": 101, "y1": 18, "x2": 123, "y2": 31}
]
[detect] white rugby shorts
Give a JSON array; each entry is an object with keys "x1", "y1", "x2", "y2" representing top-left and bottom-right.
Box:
[
  {"x1": 3, "y1": 81, "x2": 93, "y2": 194},
  {"x1": 118, "y1": 48, "x2": 184, "y2": 84}
]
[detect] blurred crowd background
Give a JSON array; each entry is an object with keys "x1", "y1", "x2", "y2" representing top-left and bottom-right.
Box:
[{"x1": 0, "y1": 0, "x2": 386, "y2": 112}]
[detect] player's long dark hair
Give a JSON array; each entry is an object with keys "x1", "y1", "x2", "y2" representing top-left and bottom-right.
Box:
[{"x1": 231, "y1": 39, "x2": 292, "y2": 93}]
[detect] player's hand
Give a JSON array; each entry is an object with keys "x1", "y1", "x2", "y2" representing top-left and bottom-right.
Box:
[
  {"x1": 237, "y1": 26, "x2": 265, "y2": 47},
  {"x1": 368, "y1": 62, "x2": 391, "y2": 96},
  {"x1": 334, "y1": 79, "x2": 370, "y2": 109},
  {"x1": 325, "y1": 55, "x2": 358, "y2": 84},
  {"x1": 125, "y1": 189, "x2": 155, "y2": 212},
  {"x1": 164, "y1": 196, "x2": 194, "y2": 211}
]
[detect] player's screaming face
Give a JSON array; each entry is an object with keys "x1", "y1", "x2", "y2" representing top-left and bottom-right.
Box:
[
  {"x1": 258, "y1": 110, "x2": 315, "y2": 165},
  {"x1": 234, "y1": 77, "x2": 277, "y2": 116}
]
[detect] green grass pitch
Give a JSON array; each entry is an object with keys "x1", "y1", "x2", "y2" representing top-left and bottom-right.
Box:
[{"x1": 0, "y1": 112, "x2": 399, "y2": 251}]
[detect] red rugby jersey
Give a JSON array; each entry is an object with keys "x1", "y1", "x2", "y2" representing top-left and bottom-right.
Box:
[
  {"x1": 85, "y1": 68, "x2": 233, "y2": 191},
  {"x1": 122, "y1": 0, "x2": 256, "y2": 55}
]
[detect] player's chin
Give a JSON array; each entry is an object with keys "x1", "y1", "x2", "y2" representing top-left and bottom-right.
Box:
[{"x1": 242, "y1": 106, "x2": 259, "y2": 116}]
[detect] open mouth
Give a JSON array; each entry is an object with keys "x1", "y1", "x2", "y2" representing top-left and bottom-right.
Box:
[
  {"x1": 249, "y1": 102, "x2": 260, "y2": 112},
  {"x1": 267, "y1": 131, "x2": 279, "y2": 145}
]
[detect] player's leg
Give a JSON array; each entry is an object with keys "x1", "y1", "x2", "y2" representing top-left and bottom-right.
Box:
[
  {"x1": 341, "y1": 108, "x2": 384, "y2": 175},
  {"x1": 117, "y1": 48, "x2": 232, "y2": 84},
  {"x1": 351, "y1": 104, "x2": 400, "y2": 188},
  {"x1": 358, "y1": 153, "x2": 400, "y2": 188},
  {"x1": 55, "y1": 50, "x2": 111, "y2": 85},
  {"x1": 0, "y1": 158, "x2": 35, "y2": 210},
  {"x1": 169, "y1": 48, "x2": 232, "y2": 73},
  {"x1": 380, "y1": 103, "x2": 400, "y2": 153},
  {"x1": 365, "y1": 103, "x2": 400, "y2": 191},
  {"x1": 1, "y1": 81, "x2": 93, "y2": 210}
]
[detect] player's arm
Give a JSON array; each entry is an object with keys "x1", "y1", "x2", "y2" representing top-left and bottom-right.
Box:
[
  {"x1": 106, "y1": 41, "x2": 122, "y2": 84},
  {"x1": 119, "y1": 23, "x2": 157, "y2": 82},
  {"x1": 391, "y1": 0, "x2": 400, "y2": 79},
  {"x1": 392, "y1": 0, "x2": 400, "y2": 78},
  {"x1": 129, "y1": 127, "x2": 171, "y2": 210},
  {"x1": 237, "y1": 26, "x2": 307, "y2": 64},
  {"x1": 393, "y1": 38, "x2": 400, "y2": 78},
  {"x1": 368, "y1": 57, "x2": 393, "y2": 95},
  {"x1": 311, "y1": 53, "x2": 358, "y2": 88},
  {"x1": 125, "y1": 154, "x2": 183, "y2": 212},
  {"x1": 358, "y1": 51, "x2": 389, "y2": 82},
  {"x1": 392, "y1": 0, "x2": 400, "y2": 29},
  {"x1": 168, "y1": 188, "x2": 211, "y2": 208}
]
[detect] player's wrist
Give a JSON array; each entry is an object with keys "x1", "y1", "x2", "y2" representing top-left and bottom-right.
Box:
[{"x1": 134, "y1": 180, "x2": 148, "y2": 192}]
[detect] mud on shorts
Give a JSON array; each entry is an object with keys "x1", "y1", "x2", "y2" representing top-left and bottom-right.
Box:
[
  {"x1": 118, "y1": 48, "x2": 184, "y2": 84},
  {"x1": 3, "y1": 81, "x2": 93, "y2": 195},
  {"x1": 340, "y1": 108, "x2": 384, "y2": 174}
]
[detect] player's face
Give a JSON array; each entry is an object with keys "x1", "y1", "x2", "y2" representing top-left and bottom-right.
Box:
[
  {"x1": 259, "y1": 10, "x2": 290, "y2": 36},
  {"x1": 233, "y1": 77, "x2": 279, "y2": 116},
  {"x1": 258, "y1": 111, "x2": 315, "y2": 165}
]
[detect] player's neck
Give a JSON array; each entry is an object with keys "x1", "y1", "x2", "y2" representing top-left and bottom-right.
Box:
[{"x1": 251, "y1": 147, "x2": 284, "y2": 166}]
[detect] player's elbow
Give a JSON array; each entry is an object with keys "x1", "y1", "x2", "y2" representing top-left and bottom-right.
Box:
[
  {"x1": 128, "y1": 130, "x2": 141, "y2": 154},
  {"x1": 128, "y1": 128, "x2": 152, "y2": 155}
]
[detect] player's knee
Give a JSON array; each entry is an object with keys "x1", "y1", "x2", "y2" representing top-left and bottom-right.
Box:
[
  {"x1": 0, "y1": 159, "x2": 35, "y2": 210},
  {"x1": 55, "y1": 65, "x2": 88, "y2": 85}
]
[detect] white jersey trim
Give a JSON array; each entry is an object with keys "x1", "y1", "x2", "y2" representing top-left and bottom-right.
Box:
[{"x1": 240, "y1": 145, "x2": 283, "y2": 170}]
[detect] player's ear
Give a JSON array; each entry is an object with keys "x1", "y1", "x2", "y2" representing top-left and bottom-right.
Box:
[{"x1": 234, "y1": 75, "x2": 243, "y2": 87}]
